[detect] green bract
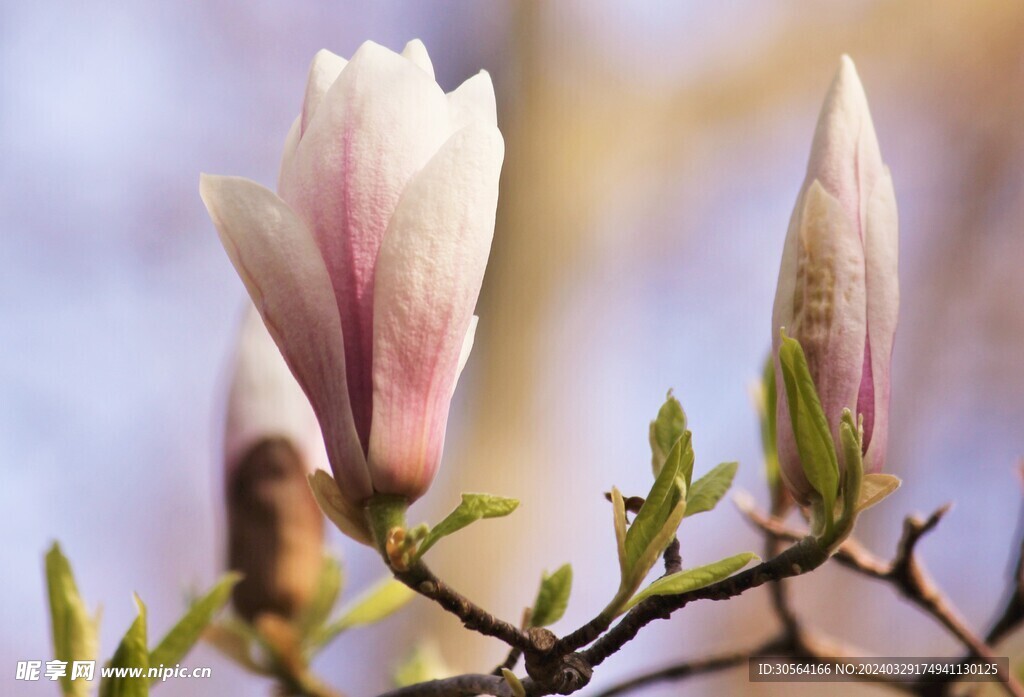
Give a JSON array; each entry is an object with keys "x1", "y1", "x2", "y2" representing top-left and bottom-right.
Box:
[{"x1": 778, "y1": 331, "x2": 839, "y2": 536}]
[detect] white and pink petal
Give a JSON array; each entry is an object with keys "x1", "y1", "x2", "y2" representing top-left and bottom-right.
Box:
[
  {"x1": 367, "y1": 123, "x2": 504, "y2": 499},
  {"x1": 199, "y1": 174, "x2": 372, "y2": 502}
]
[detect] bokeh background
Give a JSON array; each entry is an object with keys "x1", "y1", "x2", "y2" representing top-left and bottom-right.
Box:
[{"x1": 2, "y1": 1, "x2": 1023, "y2": 695}]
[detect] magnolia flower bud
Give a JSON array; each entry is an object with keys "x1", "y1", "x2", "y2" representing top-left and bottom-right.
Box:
[
  {"x1": 201, "y1": 40, "x2": 504, "y2": 528},
  {"x1": 225, "y1": 308, "x2": 325, "y2": 622},
  {"x1": 772, "y1": 56, "x2": 899, "y2": 504}
]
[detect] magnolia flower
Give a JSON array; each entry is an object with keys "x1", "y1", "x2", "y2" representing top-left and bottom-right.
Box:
[
  {"x1": 225, "y1": 307, "x2": 326, "y2": 622},
  {"x1": 201, "y1": 40, "x2": 504, "y2": 526},
  {"x1": 772, "y1": 56, "x2": 899, "y2": 504}
]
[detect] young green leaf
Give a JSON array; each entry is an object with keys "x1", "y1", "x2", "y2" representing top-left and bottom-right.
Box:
[
  {"x1": 626, "y1": 433, "x2": 690, "y2": 570},
  {"x1": 857, "y1": 473, "x2": 901, "y2": 512},
  {"x1": 502, "y1": 668, "x2": 527, "y2": 697},
  {"x1": 529, "y1": 564, "x2": 573, "y2": 627},
  {"x1": 45, "y1": 543, "x2": 99, "y2": 697},
  {"x1": 838, "y1": 410, "x2": 864, "y2": 532},
  {"x1": 414, "y1": 493, "x2": 519, "y2": 560},
  {"x1": 611, "y1": 487, "x2": 628, "y2": 578},
  {"x1": 624, "y1": 552, "x2": 760, "y2": 611},
  {"x1": 311, "y1": 578, "x2": 414, "y2": 649},
  {"x1": 298, "y1": 556, "x2": 344, "y2": 638},
  {"x1": 778, "y1": 331, "x2": 839, "y2": 531},
  {"x1": 148, "y1": 573, "x2": 239, "y2": 678},
  {"x1": 759, "y1": 355, "x2": 780, "y2": 490},
  {"x1": 99, "y1": 595, "x2": 149, "y2": 697},
  {"x1": 620, "y1": 489, "x2": 686, "y2": 613},
  {"x1": 650, "y1": 391, "x2": 687, "y2": 476},
  {"x1": 685, "y1": 462, "x2": 739, "y2": 517}
]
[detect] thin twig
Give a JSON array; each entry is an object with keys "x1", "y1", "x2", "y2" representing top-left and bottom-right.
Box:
[
  {"x1": 740, "y1": 500, "x2": 1024, "y2": 697},
  {"x1": 492, "y1": 608, "x2": 532, "y2": 675},
  {"x1": 591, "y1": 641, "x2": 775, "y2": 697},
  {"x1": 588, "y1": 627, "x2": 921, "y2": 697},
  {"x1": 392, "y1": 561, "x2": 534, "y2": 652},
  {"x1": 555, "y1": 537, "x2": 681, "y2": 655},
  {"x1": 378, "y1": 674, "x2": 512, "y2": 697},
  {"x1": 581, "y1": 535, "x2": 829, "y2": 668}
]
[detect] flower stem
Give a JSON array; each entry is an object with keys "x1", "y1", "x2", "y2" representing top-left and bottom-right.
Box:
[{"x1": 366, "y1": 494, "x2": 408, "y2": 558}]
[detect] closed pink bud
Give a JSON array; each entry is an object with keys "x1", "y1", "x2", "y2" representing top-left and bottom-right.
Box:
[
  {"x1": 202, "y1": 41, "x2": 503, "y2": 523},
  {"x1": 772, "y1": 56, "x2": 899, "y2": 504},
  {"x1": 224, "y1": 307, "x2": 325, "y2": 622}
]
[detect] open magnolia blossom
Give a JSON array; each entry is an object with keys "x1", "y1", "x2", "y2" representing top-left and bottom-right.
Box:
[
  {"x1": 771, "y1": 56, "x2": 899, "y2": 504},
  {"x1": 201, "y1": 40, "x2": 504, "y2": 536},
  {"x1": 224, "y1": 306, "x2": 329, "y2": 619}
]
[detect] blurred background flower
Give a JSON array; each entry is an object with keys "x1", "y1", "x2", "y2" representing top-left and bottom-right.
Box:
[{"x1": 2, "y1": 1, "x2": 1022, "y2": 695}]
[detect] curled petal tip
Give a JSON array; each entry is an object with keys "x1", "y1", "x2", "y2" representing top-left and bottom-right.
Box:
[{"x1": 401, "y1": 39, "x2": 434, "y2": 78}]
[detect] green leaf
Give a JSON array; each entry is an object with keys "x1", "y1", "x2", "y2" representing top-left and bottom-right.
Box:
[
  {"x1": 650, "y1": 391, "x2": 687, "y2": 476},
  {"x1": 311, "y1": 578, "x2": 414, "y2": 649},
  {"x1": 298, "y1": 556, "x2": 344, "y2": 639},
  {"x1": 777, "y1": 331, "x2": 839, "y2": 532},
  {"x1": 838, "y1": 410, "x2": 864, "y2": 529},
  {"x1": 502, "y1": 668, "x2": 527, "y2": 697},
  {"x1": 685, "y1": 462, "x2": 739, "y2": 517},
  {"x1": 100, "y1": 595, "x2": 149, "y2": 697},
  {"x1": 624, "y1": 552, "x2": 760, "y2": 611},
  {"x1": 857, "y1": 474, "x2": 901, "y2": 512},
  {"x1": 626, "y1": 433, "x2": 690, "y2": 570},
  {"x1": 148, "y1": 573, "x2": 238, "y2": 678},
  {"x1": 415, "y1": 493, "x2": 519, "y2": 560},
  {"x1": 529, "y1": 564, "x2": 573, "y2": 627},
  {"x1": 623, "y1": 493, "x2": 686, "y2": 610},
  {"x1": 611, "y1": 487, "x2": 628, "y2": 578},
  {"x1": 45, "y1": 543, "x2": 99, "y2": 697},
  {"x1": 759, "y1": 355, "x2": 780, "y2": 490}
]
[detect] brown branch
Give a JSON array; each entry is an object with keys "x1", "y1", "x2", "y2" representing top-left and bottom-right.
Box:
[
  {"x1": 928, "y1": 467, "x2": 1024, "y2": 696},
  {"x1": 378, "y1": 674, "x2": 512, "y2": 697},
  {"x1": 555, "y1": 536, "x2": 683, "y2": 656},
  {"x1": 392, "y1": 561, "x2": 534, "y2": 652},
  {"x1": 581, "y1": 535, "x2": 829, "y2": 668},
  {"x1": 492, "y1": 608, "x2": 532, "y2": 675},
  {"x1": 590, "y1": 635, "x2": 787, "y2": 697},
  {"x1": 737, "y1": 497, "x2": 889, "y2": 576},
  {"x1": 590, "y1": 627, "x2": 922, "y2": 697},
  {"x1": 387, "y1": 494, "x2": 1019, "y2": 697},
  {"x1": 740, "y1": 501, "x2": 1024, "y2": 697},
  {"x1": 491, "y1": 647, "x2": 523, "y2": 676}
]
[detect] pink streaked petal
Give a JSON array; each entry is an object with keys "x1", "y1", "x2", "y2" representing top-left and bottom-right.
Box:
[
  {"x1": 772, "y1": 186, "x2": 812, "y2": 502},
  {"x1": 224, "y1": 305, "x2": 327, "y2": 482},
  {"x1": 199, "y1": 174, "x2": 372, "y2": 503},
  {"x1": 401, "y1": 39, "x2": 434, "y2": 80},
  {"x1": 282, "y1": 40, "x2": 450, "y2": 451},
  {"x1": 447, "y1": 71, "x2": 497, "y2": 131},
  {"x1": 455, "y1": 315, "x2": 478, "y2": 388},
  {"x1": 277, "y1": 116, "x2": 301, "y2": 194},
  {"x1": 368, "y1": 123, "x2": 504, "y2": 500},
  {"x1": 807, "y1": 56, "x2": 884, "y2": 236},
  {"x1": 300, "y1": 49, "x2": 347, "y2": 137},
  {"x1": 798, "y1": 181, "x2": 867, "y2": 442},
  {"x1": 863, "y1": 169, "x2": 899, "y2": 472}
]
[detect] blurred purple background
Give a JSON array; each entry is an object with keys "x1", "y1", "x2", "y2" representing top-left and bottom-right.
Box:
[{"x1": 2, "y1": 2, "x2": 1023, "y2": 695}]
